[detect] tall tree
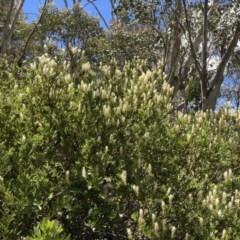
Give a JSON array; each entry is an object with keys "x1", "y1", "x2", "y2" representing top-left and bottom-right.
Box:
[
  {"x1": 97, "y1": 0, "x2": 240, "y2": 111},
  {"x1": 0, "y1": 0, "x2": 25, "y2": 57}
]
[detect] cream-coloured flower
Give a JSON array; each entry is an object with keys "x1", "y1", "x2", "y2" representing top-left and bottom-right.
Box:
[
  {"x1": 161, "y1": 200, "x2": 166, "y2": 212},
  {"x1": 82, "y1": 62, "x2": 91, "y2": 71},
  {"x1": 222, "y1": 191, "x2": 227, "y2": 204},
  {"x1": 169, "y1": 194, "x2": 174, "y2": 207},
  {"x1": 132, "y1": 185, "x2": 139, "y2": 196},
  {"x1": 221, "y1": 229, "x2": 226, "y2": 239},
  {"x1": 154, "y1": 222, "x2": 159, "y2": 235},
  {"x1": 0, "y1": 176, "x2": 4, "y2": 183},
  {"x1": 22, "y1": 135, "x2": 26, "y2": 143},
  {"x1": 162, "y1": 219, "x2": 167, "y2": 231},
  {"x1": 152, "y1": 213, "x2": 156, "y2": 223},
  {"x1": 120, "y1": 170, "x2": 127, "y2": 185},
  {"x1": 82, "y1": 166, "x2": 86, "y2": 178},
  {"x1": 171, "y1": 226, "x2": 176, "y2": 238},
  {"x1": 126, "y1": 228, "x2": 132, "y2": 239}
]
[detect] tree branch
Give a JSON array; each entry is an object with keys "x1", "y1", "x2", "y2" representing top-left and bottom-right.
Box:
[
  {"x1": 87, "y1": 0, "x2": 109, "y2": 30},
  {"x1": 109, "y1": 0, "x2": 115, "y2": 20},
  {"x1": 182, "y1": 0, "x2": 202, "y2": 78},
  {"x1": 63, "y1": 0, "x2": 68, "y2": 8},
  {"x1": 18, "y1": 0, "x2": 48, "y2": 65},
  {"x1": 210, "y1": 23, "x2": 240, "y2": 88},
  {"x1": 206, "y1": 23, "x2": 240, "y2": 110}
]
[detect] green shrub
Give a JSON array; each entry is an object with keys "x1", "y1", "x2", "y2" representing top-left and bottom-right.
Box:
[
  {"x1": 0, "y1": 53, "x2": 240, "y2": 239},
  {"x1": 26, "y1": 218, "x2": 70, "y2": 240}
]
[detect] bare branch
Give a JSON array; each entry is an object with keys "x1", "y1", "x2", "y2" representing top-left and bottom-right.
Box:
[
  {"x1": 210, "y1": 23, "x2": 240, "y2": 88},
  {"x1": 18, "y1": 0, "x2": 48, "y2": 65},
  {"x1": 206, "y1": 23, "x2": 240, "y2": 110},
  {"x1": 182, "y1": 0, "x2": 202, "y2": 78},
  {"x1": 109, "y1": 0, "x2": 117, "y2": 21},
  {"x1": 182, "y1": 31, "x2": 203, "y2": 78},
  {"x1": 63, "y1": 0, "x2": 68, "y2": 8},
  {"x1": 87, "y1": 0, "x2": 109, "y2": 30}
]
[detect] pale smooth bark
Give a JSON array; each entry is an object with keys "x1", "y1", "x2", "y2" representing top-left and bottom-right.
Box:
[
  {"x1": 201, "y1": 0, "x2": 208, "y2": 111},
  {"x1": 182, "y1": 0, "x2": 240, "y2": 111},
  {"x1": 167, "y1": 0, "x2": 182, "y2": 95},
  {"x1": 0, "y1": 0, "x2": 25, "y2": 56},
  {"x1": 206, "y1": 23, "x2": 240, "y2": 110}
]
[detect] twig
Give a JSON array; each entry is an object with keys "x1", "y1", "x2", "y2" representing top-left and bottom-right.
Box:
[
  {"x1": 18, "y1": 0, "x2": 48, "y2": 66},
  {"x1": 63, "y1": 0, "x2": 68, "y2": 8},
  {"x1": 87, "y1": 0, "x2": 109, "y2": 30}
]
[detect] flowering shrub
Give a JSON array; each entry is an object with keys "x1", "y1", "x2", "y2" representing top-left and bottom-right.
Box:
[{"x1": 0, "y1": 53, "x2": 240, "y2": 239}]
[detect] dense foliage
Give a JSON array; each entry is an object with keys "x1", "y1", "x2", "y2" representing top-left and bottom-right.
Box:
[
  {"x1": 0, "y1": 53, "x2": 240, "y2": 239},
  {"x1": 0, "y1": 1, "x2": 239, "y2": 239}
]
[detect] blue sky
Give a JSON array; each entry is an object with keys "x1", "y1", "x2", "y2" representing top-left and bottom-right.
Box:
[{"x1": 23, "y1": 0, "x2": 112, "y2": 28}]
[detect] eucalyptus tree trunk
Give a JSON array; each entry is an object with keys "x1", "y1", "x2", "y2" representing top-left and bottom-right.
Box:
[
  {"x1": 167, "y1": 0, "x2": 183, "y2": 96},
  {"x1": 0, "y1": 0, "x2": 25, "y2": 57},
  {"x1": 182, "y1": 0, "x2": 240, "y2": 111},
  {"x1": 206, "y1": 23, "x2": 240, "y2": 110},
  {"x1": 201, "y1": 0, "x2": 208, "y2": 111}
]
